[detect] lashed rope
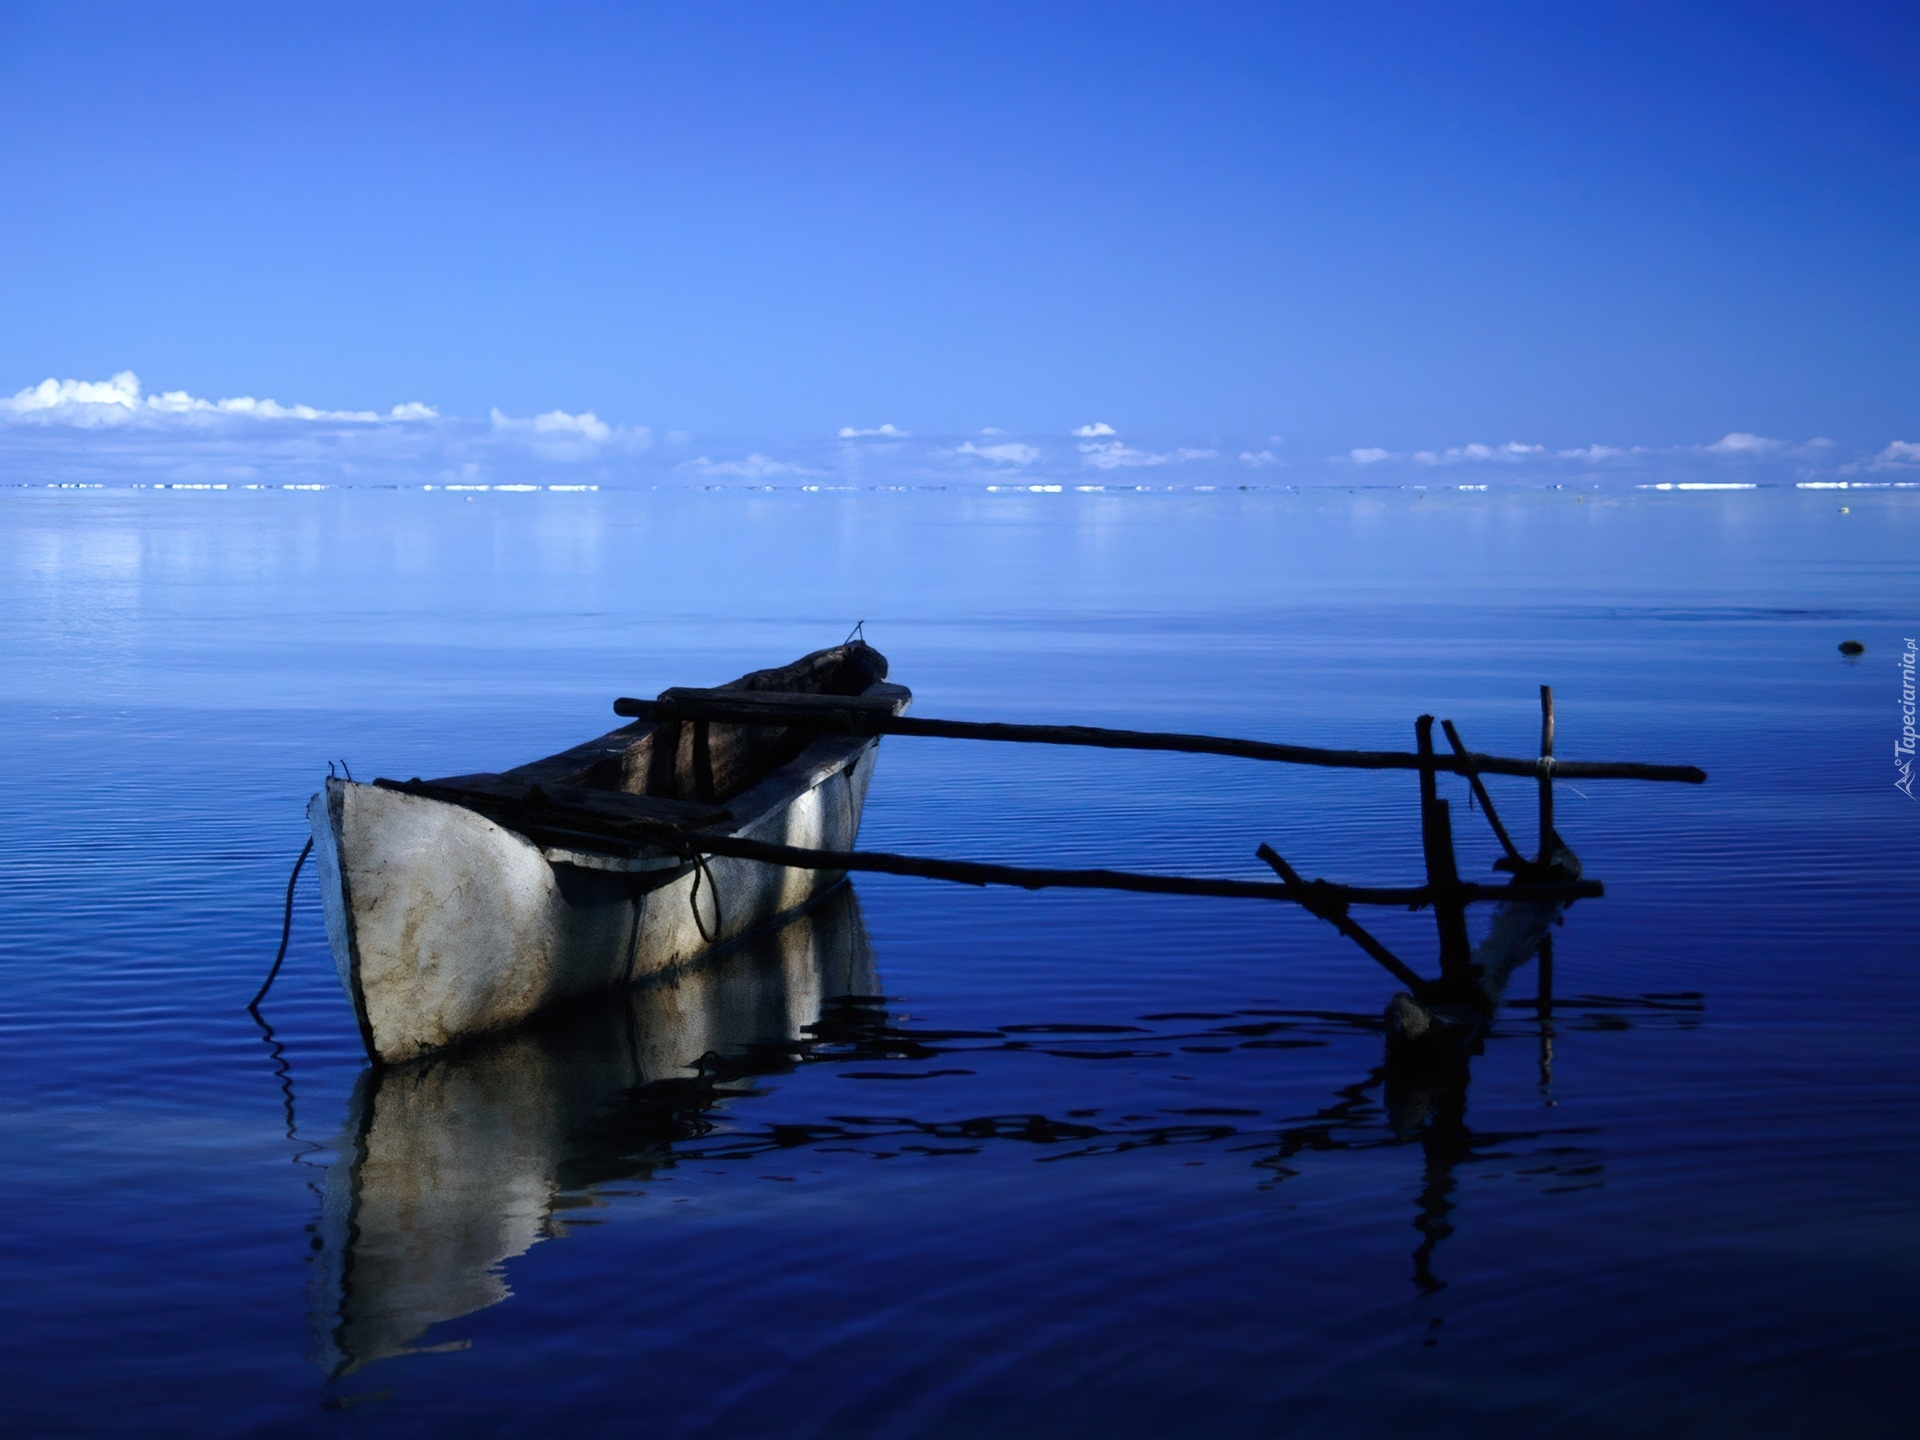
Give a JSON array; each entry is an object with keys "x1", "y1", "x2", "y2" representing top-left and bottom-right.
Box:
[{"x1": 683, "y1": 845, "x2": 724, "y2": 946}]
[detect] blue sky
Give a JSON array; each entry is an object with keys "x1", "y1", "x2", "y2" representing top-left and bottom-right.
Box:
[{"x1": 1, "y1": 1, "x2": 1915, "y2": 473}]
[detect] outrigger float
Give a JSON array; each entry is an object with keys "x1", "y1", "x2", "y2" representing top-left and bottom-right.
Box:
[{"x1": 308, "y1": 641, "x2": 1705, "y2": 1065}]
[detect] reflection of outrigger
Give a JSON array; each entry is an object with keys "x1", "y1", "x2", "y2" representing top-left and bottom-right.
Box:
[
  {"x1": 1256, "y1": 975, "x2": 1706, "y2": 1293},
  {"x1": 311, "y1": 636, "x2": 1703, "y2": 1065}
]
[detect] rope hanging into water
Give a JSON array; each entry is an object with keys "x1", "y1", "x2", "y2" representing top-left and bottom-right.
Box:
[{"x1": 248, "y1": 837, "x2": 314, "y2": 1015}]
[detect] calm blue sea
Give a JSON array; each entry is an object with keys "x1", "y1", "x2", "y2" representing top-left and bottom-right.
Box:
[{"x1": 1, "y1": 483, "x2": 1913, "y2": 1436}]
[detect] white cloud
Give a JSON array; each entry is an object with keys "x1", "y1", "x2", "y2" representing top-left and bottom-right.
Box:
[
  {"x1": 683, "y1": 453, "x2": 821, "y2": 479},
  {"x1": 1328, "y1": 434, "x2": 1840, "y2": 470},
  {"x1": 489, "y1": 407, "x2": 652, "y2": 454},
  {"x1": 1079, "y1": 441, "x2": 1218, "y2": 471},
  {"x1": 207, "y1": 396, "x2": 378, "y2": 421},
  {"x1": 536, "y1": 410, "x2": 610, "y2": 442},
  {"x1": 1, "y1": 371, "x2": 437, "y2": 427},
  {"x1": 1704, "y1": 432, "x2": 1782, "y2": 455},
  {"x1": 957, "y1": 440, "x2": 1040, "y2": 465},
  {"x1": 1072, "y1": 422, "x2": 1117, "y2": 437},
  {"x1": 3, "y1": 371, "x2": 142, "y2": 415},
  {"x1": 1413, "y1": 441, "x2": 1546, "y2": 465},
  {"x1": 1239, "y1": 450, "x2": 1283, "y2": 467},
  {"x1": 1870, "y1": 440, "x2": 1920, "y2": 468},
  {"x1": 491, "y1": 407, "x2": 608, "y2": 442},
  {"x1": 837, "y1": 423, "x2": 907, "y2": 438},
  {"x1": 979, "y1": 427, "x2": 1004, "y2": 435}
]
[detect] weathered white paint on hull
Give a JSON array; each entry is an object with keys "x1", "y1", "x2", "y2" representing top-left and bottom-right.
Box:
[
  {"x1": 308, "y1": 886, "x2": 879, "y2": 1376},
  {"x1": 309, "y1": 733, "x2": 881, "y2": 1063}
]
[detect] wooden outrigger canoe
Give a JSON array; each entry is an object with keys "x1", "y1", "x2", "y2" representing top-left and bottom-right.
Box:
[
  {"x1": 309, "y1": 642, "x2": 906, "y2": 1064},
  {"x1": 304, "y1": 646, "x2": 1699, "y2": 1067}
]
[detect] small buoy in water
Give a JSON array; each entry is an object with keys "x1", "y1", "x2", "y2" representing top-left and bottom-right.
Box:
[
  {"x1": 1839, "y1": 640, "x2": 1865, "y2": 655},
  {"x1": 1839, "y1": 505, "x2": 1850, "y2": 513}
]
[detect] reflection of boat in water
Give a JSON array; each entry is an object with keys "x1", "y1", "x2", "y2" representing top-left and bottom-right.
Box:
[
  {"x1": 308, "y1": 884, "x2": 880, "y2": 1377},
  {"x1": 304, "y1": 870, "x2": 1702, "y2": 1374}
]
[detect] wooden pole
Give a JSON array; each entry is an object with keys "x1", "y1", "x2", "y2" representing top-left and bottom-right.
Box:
[
  {"x1": 611, "y1": 694, "x2": 1707, "y2": 785},
  {"x1": 1416, "y1": 717, "x2": 1472, "y2": 980},
  {"x1": 1538, "y1": 685, "x2": 1556, "y2": 864},
  {"x1": 646, "y1": 719, "x2": 681, "y2": 796},
  {"x1": 691, "y1": 720, "x2": 715, "y2": 802},
  {"x1": 571, "y1": 827, "x2": 1602, "y2": 909},
  {"x1": 1439, "y1": 718, "x2": 1526, "y2": 869},
  {"x1": 1430, "y1": 798, "x2": 1473, "y2": 981},
  {"x1": 1255, "y1": 844, "x2": 1431, "y2": 995},
  {"x1": 378, "y1": 779, "x2": 1604, "y2": 909}
]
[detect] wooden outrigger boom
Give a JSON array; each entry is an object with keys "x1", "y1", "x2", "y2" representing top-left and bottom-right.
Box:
[
  {"x1": 610, "y1": 682, "x2": 1698, "y2": 1056},
  {"x1": 379, "y1": 776, "x2": 1604, "y2": 912},
  {"x1": 615, "y1": 689, "x2": 1708, "y2": 785}
]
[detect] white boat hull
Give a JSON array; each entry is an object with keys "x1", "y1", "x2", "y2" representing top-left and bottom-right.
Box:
[{"x1": 310, "y1": 731, "x2": 882, "y2": 1063}]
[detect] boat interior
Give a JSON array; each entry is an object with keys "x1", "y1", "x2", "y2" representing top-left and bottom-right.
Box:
[{"x1": 416, "y1": 642, "x2": 897, "y2": 825}]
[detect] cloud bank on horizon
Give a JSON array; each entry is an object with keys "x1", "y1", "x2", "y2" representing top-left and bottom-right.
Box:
[
  {"x1": 0, "y1": 371, "x2": 653, "y2": 485},
  {"x1": 4, "y1": 372, "x2": 1916, "y2": 489},
  {"x1": 2, "y1": 370, "x2": 439, "y2": 426}
]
